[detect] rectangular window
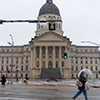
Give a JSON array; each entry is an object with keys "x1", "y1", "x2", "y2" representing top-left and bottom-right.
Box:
[
  {"x1": 90, "y1": 61, "x2": 92, "y2": 64},
  {"x1": 2, "y1": 60, "x2": 4, "y2": 63},
  {"x1": 91, "y1": 66, "x2": 93, "y2": 71},
  {"x1": 71, "y1": 66, "x2": 73, "y2": 71},
  {"x1": 95, "y1": 66, "x2": 98, "y2": 71},
  {"x1": 1, "y1": 66, "x2": 3, "y2": 71},
  {"x1": 56, "y1": 61, "x2": 58, "y2": 68},
  {"x1": 71, "y1": 60, "x2": 73, "y2": 63},
  {"x1": 95, "y1": 61, "x2": 97, "y2": 64},
  {"x1": 16, "y1": 60, "x2": 18, "y2": 64},
  {"x1": 26, "y1": 48, "x2": 29, "y2": 51},
  {"x1": 7, "y1": 49, "x2": 9, "y2": 52},
  {"x1": 71, "y1": 48, "x2": 73, "y2": 52},
  {"x1": 21, "y1": 74, "x2": 23, "y2": 78},
  {"x1": 6, "y1": 66, "x2": 8, "y2": 70},
  {"x1": 7, "y1": 60, "x2": 9, "y2": 64},
  {"x1": 81, "y1": 66, "x2": 83, "y2": 70},
  {"x1": 76, "y1": 66, "x2": 78, "y2": 71},
  {"x1": 81, "y1": 61, "x2": 83, "y2": 64},
  {"x1": 26, "y1": 66, "x2": 28, "y2": 70},
  {"x1": 56, "y1": 51, "x2": 58, "y2": 58},
  {"x1": 26, "y1": 60, "x2": 28, "y2": 63},
  {"x1": 2, "y1": 49, "x2": 4, "y2": 52},
  {"x1": 85, "y1": 49, "x2": 87, "y2": 52},
  {"x1": 62, "y1": 61, "x2": 64, "y2": 67},
  {"x1": 16, "y1": 66, "x2": 18, "y2": 70},
  {"x1": 21, "y1": 66, "x2": 23, "y2": 71}
]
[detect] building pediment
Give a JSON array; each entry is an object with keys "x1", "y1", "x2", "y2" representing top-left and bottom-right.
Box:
[{"x1": 34, "y1": 32, "x2": 67, "y2": 42}]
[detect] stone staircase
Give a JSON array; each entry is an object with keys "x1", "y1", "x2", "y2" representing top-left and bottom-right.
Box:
[{"x1": 41, "y1": 68, "x2": 61, "y2": 79}]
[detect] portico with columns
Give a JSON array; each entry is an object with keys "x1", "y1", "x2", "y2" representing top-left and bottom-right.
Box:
[{"x1": 29, "y1": 32, "x2": 71, "y2": 79}]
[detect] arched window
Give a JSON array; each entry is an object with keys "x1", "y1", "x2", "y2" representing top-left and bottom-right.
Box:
[
  {"x1": 62, "y1": 50, "x2": 64, "y2": 58},
  {"x1": 56, "y1": 61, "x2": 58, "y2": 68},
  {"x1": 37, "y1": 50, "x2": 39, "y2": 58},
  {"x1": 49, "y1": 50, "x2": 52, "y2": 58},
  {"x1": 56, "y1": 50, "x2": 58, "y2": 58},
  {"x1": 43, "y1": 49, "x2": 45, "y2": 58}
]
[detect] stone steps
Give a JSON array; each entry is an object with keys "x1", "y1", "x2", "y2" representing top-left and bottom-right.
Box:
[{"x1": 41, "y1": 68, "x2": 61, "y2": 79}]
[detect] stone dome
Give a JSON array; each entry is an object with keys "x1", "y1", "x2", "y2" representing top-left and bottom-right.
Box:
[{"x1": 39, "y1": 0, "x2": 60, "y2": 16}]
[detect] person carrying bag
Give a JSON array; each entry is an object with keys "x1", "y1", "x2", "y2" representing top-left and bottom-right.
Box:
[{"x1": 72, "y1": 71, "x2": 89, "y2": 100}]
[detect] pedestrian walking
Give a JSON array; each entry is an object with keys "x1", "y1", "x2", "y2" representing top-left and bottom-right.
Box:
[
  {"x1": 1, "y1": 75, "x2": 6, "y2": 87},
  {"x1": 72, "y1": 71, "x2": 89, "y2": 100}
]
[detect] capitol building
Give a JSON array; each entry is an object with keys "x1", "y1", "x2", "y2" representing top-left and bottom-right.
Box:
[{"x1": 0, "y1": 0, "x2": 100, "y2": 79}]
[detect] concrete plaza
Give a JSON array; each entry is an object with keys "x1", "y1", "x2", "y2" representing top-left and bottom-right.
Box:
[{"x1": 0, "y1": 80, "x2": 99, "y2": 100}]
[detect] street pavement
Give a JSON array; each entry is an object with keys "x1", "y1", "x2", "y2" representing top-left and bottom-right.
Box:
[{"x1": 0, "y1": 80, "x2": 99, "y2": 100}]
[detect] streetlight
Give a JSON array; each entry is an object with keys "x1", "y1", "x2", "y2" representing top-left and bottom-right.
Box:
[{"x1": 8, "y1": 34, "x2": 14, "y2": 85}]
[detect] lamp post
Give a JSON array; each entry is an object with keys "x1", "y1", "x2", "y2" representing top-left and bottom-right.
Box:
[{"x1": 8, "y1": 34, "x2": 14, "y2": 85}]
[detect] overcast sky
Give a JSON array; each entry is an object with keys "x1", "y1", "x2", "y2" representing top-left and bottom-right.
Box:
[{"x1": 0, "y1": 0, "x2": 100, "y2": 46}]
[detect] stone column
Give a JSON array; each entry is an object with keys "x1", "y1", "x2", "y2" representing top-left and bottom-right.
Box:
[
  {"x1": 39, "y1": 46, "x2": 42, "y2": 68},
  {"x1": 53, "y1": 46, "x2": 55, "y2": 68},
  {"x1": 33, "y1": 46, "x2": 36, "y2": 68},
  {"x1": 59, "y1": 46, "x2": 61, "y2": 68},
  {"x1": 46, "y1": 46, "x2": 48, "y2": 68}
]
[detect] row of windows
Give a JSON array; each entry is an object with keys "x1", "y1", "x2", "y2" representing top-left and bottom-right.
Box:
[
  {"x1": 37, "y1": 49, "x2": 64, "y2": 58},
  {"x1": 71, "y1": 74, "x2": 98, "y2": 79},
  {"x1": 1, "y1": 56, "x2": 29, "y2": 59},
  {"x1": 71, "y1": 66, "x2": 98, "y2": 71},
  {"x1": 0, "y1": 66, "x2": 28, "y2": 71},
  {"x1": 1, "y1": 60, "x2": 29, "y2": 64},
  {"x1": 0, "y1": 48, "x2": 29, "y2": 53},
  {"x1": 38, "y1": 23, "x2": 61, "y2": 29},
  {"x1": 71, "y1": 57, "x2": 98, "y2": 59},
  {"x1": 41, "y1": 16, "x2": 59, "y2": 20},
  {"x1": 37, "y1": 61, "x2": 64, "y2": 68},
  {"x1": 71, "y1": 48, "x2": 98, "y2": 53},
  {"x1": 71, "y1": 60, "x2": 98, "y2": 64}
]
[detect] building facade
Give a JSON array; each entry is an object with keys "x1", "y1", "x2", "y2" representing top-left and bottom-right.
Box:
[{"x1": 0, "y1": 0, "x2": 100, "y2": 79}]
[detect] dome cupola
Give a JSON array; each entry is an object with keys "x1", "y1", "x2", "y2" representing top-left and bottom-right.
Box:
[{"x1": 39, "y1": 0, "x2": 60, "y2": 16}]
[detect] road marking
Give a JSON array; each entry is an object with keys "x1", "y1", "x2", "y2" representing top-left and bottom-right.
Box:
[{"x1": 0, "y1": 97, "x2": 37, "y2": 100}]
